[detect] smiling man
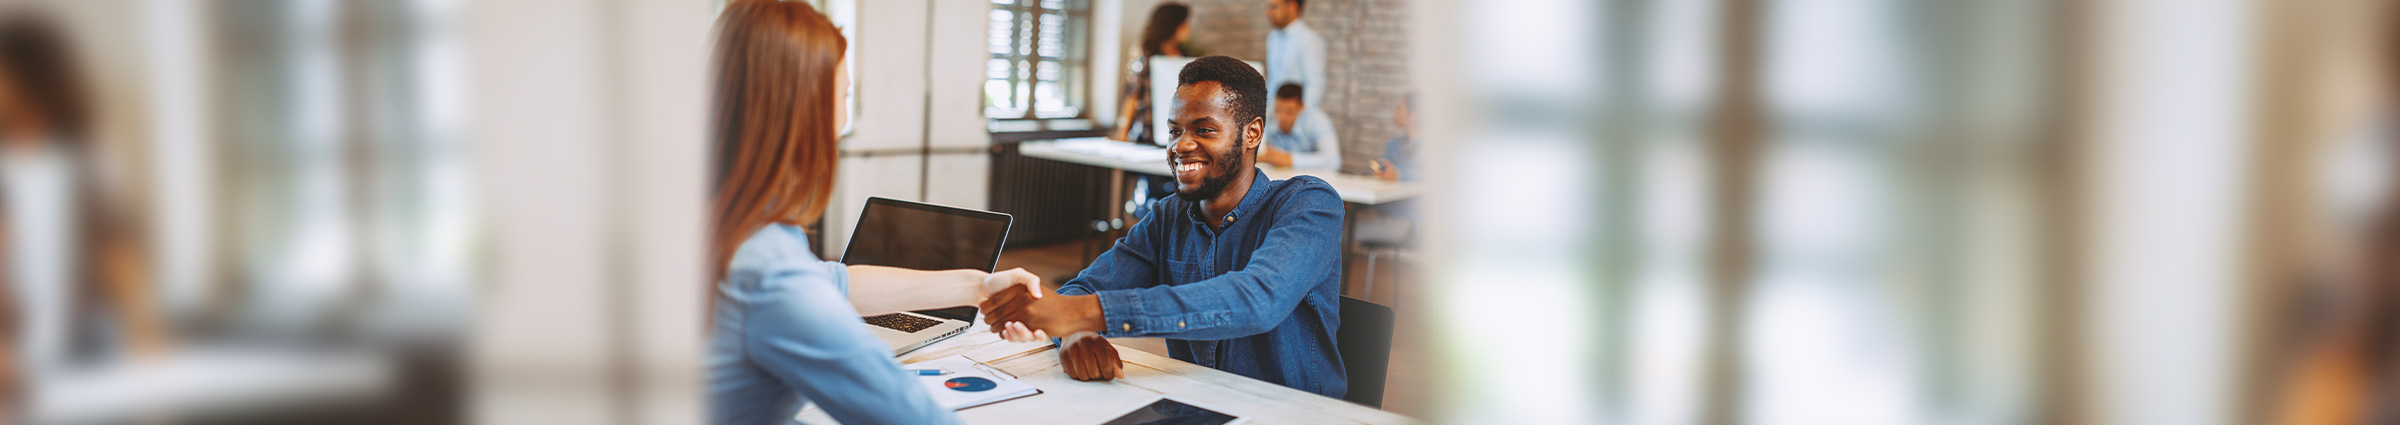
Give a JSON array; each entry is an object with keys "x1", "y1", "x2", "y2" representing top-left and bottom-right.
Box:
[{"x1": 980, "y1": 55, "x2": 1347, "y2": 398}]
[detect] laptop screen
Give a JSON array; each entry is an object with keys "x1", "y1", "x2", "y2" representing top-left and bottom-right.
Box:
[{"x1": 840, "y1": 197, "x2": 1012, "y2": 321}]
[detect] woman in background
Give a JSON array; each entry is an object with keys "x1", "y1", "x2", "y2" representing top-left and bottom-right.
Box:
[
  {"x1": 1111, "y1": 3, "x2": 1192, "y2": 221},
  {"x1": 703, "y1": 2, "x2": 1042, "y2": 425},
  {"x1": 0, "y1": 9, "x2": 166, "y2": 409},
  {"x1": 1109, "y1": 2, "x2": 1191, "y2": 145}
]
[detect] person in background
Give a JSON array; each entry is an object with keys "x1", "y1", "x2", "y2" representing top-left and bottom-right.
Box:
[
  {"x1": 1116, "y1": 3, "x2": 1192, "y2": 221},
  {"x1": 1373, "y1": 93, "x2": 1416, "y2": 182},
  {"x1": 702, "y1": 2, "x2": 1043, "y2": 424},
  {"x1": 1353, "y1": 94, "x2": 1416, "y2": 263},
  {"x1": 1259, "y1": 83, "x2": 1340, "y2": 171},
  {"x1": 981, "y1": 56, "x2": 1349, "y2": 399},
  {"x1": 1112, "y1": 2, "x2": 1190, "y2": 145},
  {"x1": 1263, "y1": 0, "x2": 1326, "y2": 128},
  {"x1": 0, "y1": 9, "x2": 167, "y2": 399},
  {"x1": 2263, "y1": 8, "x2": 2400, "y2": 425}
]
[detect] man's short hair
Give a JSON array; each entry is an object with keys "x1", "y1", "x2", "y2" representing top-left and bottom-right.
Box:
[
  {"x1": 1288, "y1": 0, "x2": 1307, "y2": 12},
  {"x1": 1275, "y1": 83, "x2": 1304, "y2": 103},
  {"x1": 1176, "y1": 55, "x2": 1267, "y2": 134}
]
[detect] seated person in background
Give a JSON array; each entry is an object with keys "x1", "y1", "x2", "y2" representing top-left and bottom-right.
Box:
[
  {"x1": 1356, "y1": 94, "x2": 1417, "y2": 249},
  {"x1": 1373, "y1": 93, "x2": 1416, "y2": 183},
  {"x1": 981, "y1": 56, "x2": 1349, "y2": 399},
  {"x1": 1258, "y1": 83, "x2": 1340, "y2": 171}
]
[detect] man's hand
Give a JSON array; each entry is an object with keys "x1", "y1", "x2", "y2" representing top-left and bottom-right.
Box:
[
  {"x1": 981, "y1": 287, "x2": 1105, "y2": 337},
  {"x1": 1259, "y1": 145, "x2": 1293, "y2": 168},
  {"x1": 1058, "y1": 332, "x2": 1122, "y2": 381},
  {"x1": 980, "y1": 268, "x2": 1052, "y2": 342}
]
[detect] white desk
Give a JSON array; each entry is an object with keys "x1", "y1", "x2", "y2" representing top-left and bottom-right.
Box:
[
  {"x1": 1018, "y1": 138, "x2": 1420, "y2": 206},
  {"x1": 797, "y1": 322, "x2": 1417, "y2": 425}
]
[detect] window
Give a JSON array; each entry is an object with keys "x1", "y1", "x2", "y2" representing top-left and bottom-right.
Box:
[{"x1": 986, "y1": 0, "x2": 1089, "y2": 120}]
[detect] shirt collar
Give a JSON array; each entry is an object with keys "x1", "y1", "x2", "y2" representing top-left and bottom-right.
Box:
[
  {"x1": 1272, "y1": 20, "x2": 1311, "y2": 39},
  {"x1": 1187, "y1": 168, "x2": 1274, "y2": 230}
]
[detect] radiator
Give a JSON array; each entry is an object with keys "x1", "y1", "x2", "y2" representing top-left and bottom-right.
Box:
[{"x1": 988, "y1": 142, "x2": 1111, "y2": 246}]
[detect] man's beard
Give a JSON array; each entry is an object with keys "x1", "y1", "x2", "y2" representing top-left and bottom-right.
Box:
[{"x1": 1175, "y1": 128, "x2": 1247, "y2": 202}]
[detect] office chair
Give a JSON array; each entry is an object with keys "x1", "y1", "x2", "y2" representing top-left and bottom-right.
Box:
[{"x1": 1338, "y1": 296, "x2": 1395, "y2": 408}]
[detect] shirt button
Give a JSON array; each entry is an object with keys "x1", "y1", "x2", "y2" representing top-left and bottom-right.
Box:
[
  {"x1": 1177, "y1": 321, "x2": 1186, "y2": 328},
  {"x1": 1122, "y1": 323, "x2": 1132, "y2": 332},
  {"x1": 1225, "y1": 213, "x2": 1236, "y2": 224}
]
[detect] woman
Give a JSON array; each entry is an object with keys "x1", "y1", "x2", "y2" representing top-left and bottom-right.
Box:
[
  {"x1": 0, "y1": 9, "x2": 165, "y2": 403},
  {"x1": 704, "y1": 2, "x2": 1042, "y2": 424},
  {"x1": 1109, "y1": 2, "x2": 1191, "y2": 144},
  {"x1": 1112, "y1": 3, "x2": 1192, "y2": 220}
]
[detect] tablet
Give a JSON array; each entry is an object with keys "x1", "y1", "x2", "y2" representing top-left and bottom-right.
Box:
[{"x1": 1096, "y1": 396, "x2": 1247, "y2": 425}]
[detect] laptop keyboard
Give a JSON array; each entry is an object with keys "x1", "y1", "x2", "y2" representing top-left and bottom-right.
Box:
[{"x1": 864, "y1": 313, "x2": 944, "y2": 333}]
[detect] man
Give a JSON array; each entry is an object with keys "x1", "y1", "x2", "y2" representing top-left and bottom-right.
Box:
[
  {"x1": 1259, "y1": 83, "x2": 1341, "y2": 171},
  {"x1": 982, "y1": 56, "x2": 1348, "y2": 398},
  {"x1": 1263, "y1": 0, "x2": 1325, "y2": 127}
]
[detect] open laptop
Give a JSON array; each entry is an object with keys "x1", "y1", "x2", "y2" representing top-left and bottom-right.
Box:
[{"x1": 840, "y1": 197, "x2": 1013, "y2": 356}]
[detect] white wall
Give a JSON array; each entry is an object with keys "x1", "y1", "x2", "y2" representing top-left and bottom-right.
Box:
[
  {"x1": 820, "y1": 0, "x2": 994, "y2": 260},
  {"x1": 2081, "y1": 0, "x2": 2258, "y2": 424},
  {"x1": 465, "y1": 0, "x2": 706, "y2": 423}
]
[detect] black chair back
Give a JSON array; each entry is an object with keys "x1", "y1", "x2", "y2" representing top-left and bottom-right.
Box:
[{"x1": 1337, "y1": 296, "x2": 1394, "y2": 408}]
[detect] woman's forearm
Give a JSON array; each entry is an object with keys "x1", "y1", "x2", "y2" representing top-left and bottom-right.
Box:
[
  {"x1": 1111, "y1": 94, "x2": 1140, "y2": 141},
  {"x1": 844, "y1": 265, "x2": 985, "y2": 316}
]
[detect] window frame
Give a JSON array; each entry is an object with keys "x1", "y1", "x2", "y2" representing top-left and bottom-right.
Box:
[{"x1": 984, "y1": 0, "x2": 1093, "y2": 127}]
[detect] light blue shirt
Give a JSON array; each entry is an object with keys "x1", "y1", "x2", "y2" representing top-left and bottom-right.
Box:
[
  {"x1": 708, "y1": 224, "x2": 963, "y2": 425},
  {"x1": 1264, "y1": 20, "x2": 1327, "y2": 123},
  {"x1": 1267, "y1": 106, "x2": 1342, "y2": 171}
]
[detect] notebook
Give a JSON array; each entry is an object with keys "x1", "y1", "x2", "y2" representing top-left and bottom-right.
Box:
[{"x1": 906, "y1": 355, "x2": 1041, "y2": 410}]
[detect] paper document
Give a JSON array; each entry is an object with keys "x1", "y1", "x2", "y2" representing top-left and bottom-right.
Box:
[{"x1": 907, "y1": 355, "x2": 1041, "y2": 410}]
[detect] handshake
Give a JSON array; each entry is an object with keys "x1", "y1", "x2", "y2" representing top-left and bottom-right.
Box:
[{"x1": 977, "y1": 269, "x2": 1122, "y2": 381}]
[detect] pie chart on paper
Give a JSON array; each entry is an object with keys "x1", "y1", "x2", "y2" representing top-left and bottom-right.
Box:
[{"x1": 943, "y1": 377, "x2": 997, "y2": 392}]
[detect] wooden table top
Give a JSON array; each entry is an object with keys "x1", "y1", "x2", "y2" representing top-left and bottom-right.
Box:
[{"x1": 796, "y1": 322, "x2": 1420, "y2": 425}]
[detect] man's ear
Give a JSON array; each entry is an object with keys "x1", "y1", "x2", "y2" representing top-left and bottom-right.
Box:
[{"x1": 1243, "y1": 116, "x2": 1265, "y2": 151}]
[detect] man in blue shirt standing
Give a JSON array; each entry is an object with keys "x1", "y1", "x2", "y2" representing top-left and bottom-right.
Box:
[
  {"x1": 981, "y1": 55, "x2": 1348, "y2": 399},
  {"x1": 1263, "y1": 0, "x2": 1326, "y2": 128}
]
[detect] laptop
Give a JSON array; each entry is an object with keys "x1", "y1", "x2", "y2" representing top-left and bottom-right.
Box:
[{"x1": 840, "y1": 197, "x2": 1013, "y2": 356}]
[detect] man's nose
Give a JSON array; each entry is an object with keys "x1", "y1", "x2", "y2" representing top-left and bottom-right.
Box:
[{"x1": 1172, "y1": 136, "x2": 1199, "y2": 153}]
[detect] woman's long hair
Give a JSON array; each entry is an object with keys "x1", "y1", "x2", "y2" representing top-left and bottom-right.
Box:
[
  {"x1": 1138, "y1": 3, "x2": 1190, "y2": 59},
  {"x1": 707, "y1": 0, "x2": 847, "y2": 287}
]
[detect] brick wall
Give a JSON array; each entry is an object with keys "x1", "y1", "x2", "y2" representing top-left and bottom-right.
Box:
[{"x1": 1130, "y1": 0, "x2": 1412, "y2": 174}]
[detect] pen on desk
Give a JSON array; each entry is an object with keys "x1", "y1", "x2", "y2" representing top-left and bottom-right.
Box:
[{"x1": 908, "y1": 369, "x2": 954, "y2": 376}]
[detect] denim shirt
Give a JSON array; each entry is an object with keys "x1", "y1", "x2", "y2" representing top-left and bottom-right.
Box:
[
  {"x1": 1057, "y1": 168, "x2": 1348, "y2": 399},
  {"x1": 708, "y1": 224, "x2": 963, "y2": 425}
]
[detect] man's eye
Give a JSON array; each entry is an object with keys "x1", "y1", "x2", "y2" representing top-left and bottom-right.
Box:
[{"x1": 1197, "y1": 128, "x2": 1214, "y2": 136}]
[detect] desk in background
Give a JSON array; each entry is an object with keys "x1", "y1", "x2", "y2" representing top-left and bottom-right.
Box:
[
  {"x1": 798, "y1": 321, "x2": 1418, "y2": 425},
  {"x1": 1017, "y1": 138, "x2": 1420, "y2": 206}
]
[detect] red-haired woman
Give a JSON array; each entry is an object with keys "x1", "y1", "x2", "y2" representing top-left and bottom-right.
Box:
[{"x1": 702, "y1": 2, "x2": 1041, "y2": 424}]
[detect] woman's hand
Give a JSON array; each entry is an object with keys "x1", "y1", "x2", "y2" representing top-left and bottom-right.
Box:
[{"x1": 980, "y1": 268, "x2": 1042, "y2": 304}]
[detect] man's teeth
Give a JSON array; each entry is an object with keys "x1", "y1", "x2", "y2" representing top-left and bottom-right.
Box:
[{"x1": 1178, "y1": 163, "x2": 1202, "y2": 173}]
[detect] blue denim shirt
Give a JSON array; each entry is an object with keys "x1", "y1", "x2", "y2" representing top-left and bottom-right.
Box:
[
  {"x1": 709, "y1": 224, "x2": 963, "y2": 425},
  {"x1": 1057, "y1": 168, "x2": 1348, "y2": 399}
]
